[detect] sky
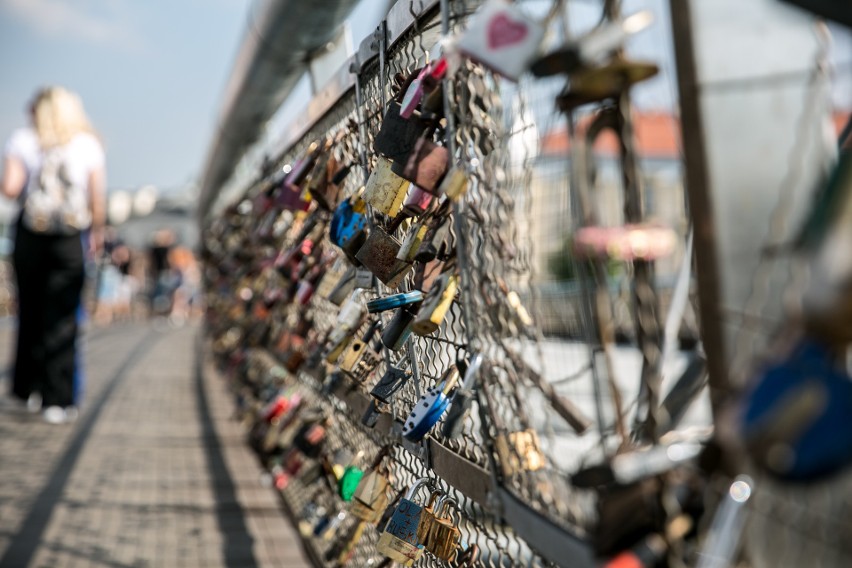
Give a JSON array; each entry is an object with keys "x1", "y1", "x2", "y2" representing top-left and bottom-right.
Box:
[{"x1": 0, "y1": 0, "x2": 252, "y2": 192}]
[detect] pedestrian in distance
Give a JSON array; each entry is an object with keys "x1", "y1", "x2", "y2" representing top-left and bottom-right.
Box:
[{"x1": 0, "y1": 86, "x2": 107, "y2": 424}]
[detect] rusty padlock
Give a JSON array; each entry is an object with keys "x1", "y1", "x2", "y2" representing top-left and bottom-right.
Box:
[{"x1": 354, "y1": 228, "x2": 414, "y2": 290}]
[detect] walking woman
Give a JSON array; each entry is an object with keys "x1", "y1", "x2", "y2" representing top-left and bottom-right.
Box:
[{"x1": 1, "y1": 87, "x2": 106, "y2": 424}]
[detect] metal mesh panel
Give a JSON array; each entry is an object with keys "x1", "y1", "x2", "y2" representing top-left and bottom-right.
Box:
[{"x1": 199, "y1": 0, "x2": 712, "y2": 566}]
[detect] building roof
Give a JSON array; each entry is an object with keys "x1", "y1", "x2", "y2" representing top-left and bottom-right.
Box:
[{"x1": 539, "y1": 111, "x2": 852, "y2": 159}]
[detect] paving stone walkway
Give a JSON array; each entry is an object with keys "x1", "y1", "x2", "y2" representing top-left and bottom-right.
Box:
[{"x1": 0, "y1": 322, "x2": 311, "y2": 568}]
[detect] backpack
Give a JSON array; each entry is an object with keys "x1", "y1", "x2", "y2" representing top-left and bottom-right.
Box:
[{"x1": 22, "y1": 146, "x2": 91, "y2": 235}]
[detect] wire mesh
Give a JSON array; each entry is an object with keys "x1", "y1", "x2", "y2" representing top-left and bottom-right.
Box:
[{"x1": 198, "y1": 0, "x2": 716, "y2": 566}]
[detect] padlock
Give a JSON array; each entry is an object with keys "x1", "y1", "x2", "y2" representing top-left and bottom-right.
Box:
[
  {"x1": 397, "y1": 221, "x2": 430, "y2": 262},
  {"x1": 373, "y1": 101, "x2": 430, "y2": 166},
  {"x1": 284, "y1": 140, "x2": 322, "y2": 187},
  {"x1": 351, "y1": 452, "x2": 391, "y2": 523},
  {"x1": 425, "y1": 497, "x2": 462, "y2": 561},
  {"x1": 325, "y1": 265, "x2": 356, "y2": 305},
  {"x1": 436, "y1": 166, "x2": 469, "y2": 201},
  {"x1": 381, "y1": 304, "x2": 419, "y2": 351},
  {"x1": 354, "y1": 228, "x2": 414, "y2": 290},
  {"x1": 531, "y1": 11, "x2": 655, "y2": 78},
  {"x1": 370, "y1": 365, "x2": 413, "y2": 404},
  {"x1": 400, "y1": 59, "x2": 448, "y2": 119},
  {"x1": 494, "y1": 429, "x2": 547, "y2": 476},
  {"x1": 367, "y1": 291, "x2": 423, "y2": 314},
  {"x1": 411, "y1": 272, "x2": 458, "y2": 336},
  {"x1": 413, "y1": 207, "x2": 452, "y2": 264},
  {"x1": 392, "y1": 135, "x2": 449, "y2": 193},
  {"x1": 324, "y1": 326, "x2": 357, "y2": 365},
  {"x1": 339, "y1": 464, "x2": 365, "y2": 502},
  {"x1": 402, "y1": 184, "x2": 435, "y2": 217},
  {"x1": 414, "y1": 490, "x2": 444, "y2": 549},
  {"x1": 376, "y1": 478, "x2": 433, "y2": 566},
  {"x1": 329, "y1": 189, "x2": 368, "y2": 254},
  {"x1": 402, "y1": 366, "x2": 461, "y2": 442},
  {"x1": 456, "y1": 0, "x2": 546, "y2": 81},
  {"x1": 442, "y1": 354, "x2": 483, "y2": 439},
  {"x1": 556, "y1": 57, "x2": 659, "y2": 111},
  {"x1": 336, "y1": 289, "x2": 366, "y2": 329},
  {"x1": 740, "y1": 336, "x2": 852, "y2": 481},
  {"x1": 339, "y1": 320, "x2": 383, "y2": 382},
  {"x1": 364, "y1": 157, "x2": 410, "y2": 217}
]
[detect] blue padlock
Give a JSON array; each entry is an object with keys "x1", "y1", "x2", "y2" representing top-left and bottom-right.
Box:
[
  {"x1": 367, "y1": 291, "x2": 424, "y2": 313},
  {"x1": 402, "y1": 366, "x2": 461, "y2": 442},
  {"x1": 740, "y1": 336, "x2": 852, "y2": 481},
  {"x1": 329, "y1": 191, "x2": 368, "y2": 250}
]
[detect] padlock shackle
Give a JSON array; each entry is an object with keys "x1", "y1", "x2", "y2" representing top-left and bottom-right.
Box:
[
  {"x1": 460, "y1": 353, "x2": 484, "y2": 390},
  {"x1": 404, "y1": 477, "x2": 433, "y2": 501},
  {"x1": 440, "y1": 366, "x2": 462, "y2": 396}
]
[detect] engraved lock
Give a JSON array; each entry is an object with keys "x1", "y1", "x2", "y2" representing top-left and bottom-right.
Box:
[
  {"x1": 411, "y1": 272, "x2": 459, "y2": 336},
  {"x1": 354, "y1": 228, "x2": 414, "y2": 290},
  {"x1": 376, "y1": 478, "x2": 433, "y2": 566},
  {"x1": 425, "y1": 497, "x2": 462, "y2": 561},
  {"x1": 495, "y1": 429, "x2": 547, "y2": 476},
  {"x1": 402, "y1": 366, "x2": 461, "y2": 442},
  {"x1": 364, "y1": 157, "x2": 410, "y2": 217},
  {"x1": 370, "y1": 366, "x2": 413, "y2": 404},
  {"x1": 456, "y1": 0, "x2": 546, "y2": 81}
]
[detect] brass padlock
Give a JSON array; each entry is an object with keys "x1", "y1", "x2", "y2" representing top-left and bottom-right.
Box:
[
  {"x1": 350, "y1": 461, "x2": 391, "y2": 524},
  {"x1": 425, "y1": 497, "x2": 462, "y2": 561},
  {"x1": 415, "y1": 490, "x2": 443, "y2": 549},
  {"x1": 494, "y1": 429, "x2": 547, "y2": 476},
  {"x1": 557, "y1": 57, "x2": 659, "y2": 111},
  {"x1": 354, "y1": 228, "x2": 414, "y2": 290},
  {"x1": 364, "y1": 157, "x2": 410, "y2": 217},
  {"x1": 411, "y1": 272, "x2": 458, "y2": 336}
]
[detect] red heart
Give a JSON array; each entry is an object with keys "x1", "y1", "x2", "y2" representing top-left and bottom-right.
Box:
[{"x1": 487, "y1": 12, "x2": 529, "y2": 49}]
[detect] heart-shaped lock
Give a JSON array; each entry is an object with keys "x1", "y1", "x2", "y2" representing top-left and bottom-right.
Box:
[
  {"x1": 402, "y1": 365, "x2": 461, "y2": 441},
  {"x1": 456, "y1": 0, "x2": 545, "y2": 80}
]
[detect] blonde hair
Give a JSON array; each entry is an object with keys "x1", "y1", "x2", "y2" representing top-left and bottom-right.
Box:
[{"x1": 30, "y1": 86, "x2": 97, "y2": 148}]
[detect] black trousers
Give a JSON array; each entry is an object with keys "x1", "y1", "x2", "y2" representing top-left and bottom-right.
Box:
[{"x1": 12, "y1": 222, "x2": 85, "y2": 408}]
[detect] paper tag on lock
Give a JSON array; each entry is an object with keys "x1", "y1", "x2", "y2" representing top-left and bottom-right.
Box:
[{"x1": 456, "y1": 0, "x2": 545, "y2": 81}]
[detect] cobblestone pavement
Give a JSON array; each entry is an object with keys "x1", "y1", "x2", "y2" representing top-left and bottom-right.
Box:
[{"x1": 0, "y1": 322, "x2": 311, "y2": 568}]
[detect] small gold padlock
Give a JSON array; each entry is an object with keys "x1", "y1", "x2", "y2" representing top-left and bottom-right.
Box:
[
  {"x1": 415, "y1": 490, "x2": 443, "y2": 547},
  {"x1": 364, "y1": 157, "x2": 410, "y2": 217},
  {"x1": 411, "y1": 272, "x2": 458, "y2": 336},
  {"x1": 425, "y1": 497, "x2": 462, "y2": 561},
  {"x1": 495, "y1": 429, "x2": 547, "y2": 476},
  {"x1": 350, "y1": 467, "x2": 391, "y2": 524}
]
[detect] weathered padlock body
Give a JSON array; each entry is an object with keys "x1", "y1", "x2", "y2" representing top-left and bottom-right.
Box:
[
  {"x1": 364, "y1": 158, "x2": 410, "y2": 217},
  {"x1": 394, "y1": 138, "x2": 449, "y2": 192},
  {"x1": 354, "y1": 229, "x2": 414, "y2": 290}
]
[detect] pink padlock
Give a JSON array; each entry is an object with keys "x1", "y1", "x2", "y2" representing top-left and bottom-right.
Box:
[{"x1": 402, "y1": 185, "x2": 434, "y2": 216}]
